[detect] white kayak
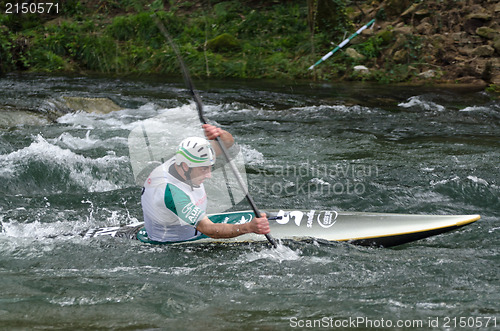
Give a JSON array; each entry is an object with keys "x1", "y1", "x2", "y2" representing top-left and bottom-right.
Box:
[{"x1": 81, "y1": 209, "x2": 480, "y2": 247}]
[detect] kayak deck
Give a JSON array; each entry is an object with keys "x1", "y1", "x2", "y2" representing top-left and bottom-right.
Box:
[
  {"x1": 127, "y1": 210, "x2": 479, "y2": 247},
  {"x1": 81, "y1": 209, "x2": 480, "y2": 247}
]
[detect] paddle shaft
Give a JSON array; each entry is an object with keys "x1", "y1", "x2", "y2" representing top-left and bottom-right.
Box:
[{"x1": 153, "y1": 14, "x2": 277, "y2": 248}]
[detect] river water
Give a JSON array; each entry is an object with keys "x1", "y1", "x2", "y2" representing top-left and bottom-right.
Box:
[{"x1": 0, "y1": 74, "x2": 499, "y2": 330}]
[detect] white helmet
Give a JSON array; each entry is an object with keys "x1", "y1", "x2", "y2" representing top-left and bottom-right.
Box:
[{"x1": 175, "y1": 137, "x2": 215, "y2": 167}]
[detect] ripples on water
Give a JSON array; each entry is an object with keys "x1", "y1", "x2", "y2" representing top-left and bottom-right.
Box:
[{"x1": 0, "y1": 75, "x2": 499, "y2": 329}]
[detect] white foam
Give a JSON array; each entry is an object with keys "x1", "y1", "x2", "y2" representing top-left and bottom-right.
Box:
[
  {"x1": 51, "y1": 131, "x2": 127, "y2": 151},
  {"x1": 206, "y1": 103, "x2": 260, "y2": 116},
  {"x1": 332, "y1": 104, "x2": 373, "y2": 114},
  {"x1": 1, "y1": 220, "x2": 75, "y2": 239},
  {"x1": 57, "y1": 111, "x2": 97, "y2": 129},
  {"x1": 398, "y1": 96, "x2": 445, "y2": 112},
  {"x1": 56, "y1": 103, "x2": 167, "y2": 131},
  {"x1": 241, "y1": 144, "x2": 265, "y2": 165},
  {"x1": 57, "y1": 111, "x2": 138, "y2": 131},
  {"x1": 48, "y1": 293, "x2": 133, "y2": 307},
  {"x1": 467, "y1": 175, "x2": 488, "y2": 186},
  {"x1": 289, "y1": 104, "x2": 373, "y2": 115},
  {"x1": 430, "y1": 175, "x2": 460, "y2": 186},
  {"x1": 135, "y1": 102, "x2": 162, "y2": 115},
  {"x1": 0, "y1": 135, "x2": 130, "y2": 192},
  {"x1": 242, "y1": 243, "x2": 301, "y2": 263},
  {"x1": 459, "y1": 106, "x2": 490, "y2": 112},
  {"x1": 54, "y1": 131, "x2": 98, "y2": 149},
  {"x1": 416, "y1": 301, "x2": 456, "y2": 309},
  {"x1": 310, "y1": 177, "x2": 330, "y2": 185},
  {"x1": 489, "y1": 227, "x2": 500, "y2": 233}
]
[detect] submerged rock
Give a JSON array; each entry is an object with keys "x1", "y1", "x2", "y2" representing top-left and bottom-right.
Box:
[
  {"x1": 0, "y1": 110, "x2": 49, "y2": 129},
  {"x1": 61, "y1": 97, "x2": 122, "y2": 114}
]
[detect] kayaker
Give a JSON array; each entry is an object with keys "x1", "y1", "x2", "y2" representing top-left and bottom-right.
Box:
[{"x1": 141, "y1": 123, "x2": 270, "y2": 243}]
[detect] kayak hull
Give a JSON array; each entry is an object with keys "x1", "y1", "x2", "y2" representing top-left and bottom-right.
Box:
[{"x1": 81, "y1": 209, "x2": 480, "y2": 248}]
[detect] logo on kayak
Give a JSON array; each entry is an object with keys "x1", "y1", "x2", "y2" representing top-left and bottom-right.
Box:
[
  {"x1": 273, "y1": 210, "x2": 338, "y2": 228},
  {"x1": 237, "y1": 214, "x2": 253, "y2": 224},
  {"x1": 222, "y1": 213, "x2": 253, "y2": 224},
  {"x1": 85, "y1": 226, "x2": 120, "y2": 238},
  {"x1": 275, "y1": 210, "x2": 304, "y2": 226},
  {"x1": 317, "y1": 210, "x2": 338, "y2": 228}
]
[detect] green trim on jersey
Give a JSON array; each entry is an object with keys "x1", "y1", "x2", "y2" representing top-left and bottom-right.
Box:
[{"x1": 164, "y1": 183, "x2": 204, "y2": 226}]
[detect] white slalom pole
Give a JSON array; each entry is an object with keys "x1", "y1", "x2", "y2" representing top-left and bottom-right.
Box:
[{"x1": 308, "y1": 19, "x2": 375, "y2": 70}]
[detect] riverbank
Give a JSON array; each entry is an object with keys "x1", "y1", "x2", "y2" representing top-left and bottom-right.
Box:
[{"x1": 0, "y1": 0, "x2": 498, "y2": 94}]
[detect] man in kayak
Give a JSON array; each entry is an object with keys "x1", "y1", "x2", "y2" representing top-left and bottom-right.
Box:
[{"x1": 141, "y1": 124, "x2": 270, "y2": 243}]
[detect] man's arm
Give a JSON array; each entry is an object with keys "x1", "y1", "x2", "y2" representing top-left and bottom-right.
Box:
[{"x1": 196, "y1": 213, "x2": 270, "y2": 239}]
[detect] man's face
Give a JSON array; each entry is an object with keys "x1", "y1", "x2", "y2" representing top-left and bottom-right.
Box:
[{"x1": 189, "y1": 166, "x2": 212, "y2": 186}]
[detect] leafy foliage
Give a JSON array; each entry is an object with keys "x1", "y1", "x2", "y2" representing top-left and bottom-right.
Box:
[{"x1": 0, "y1": 0, "x2": 425, "y2": 84}]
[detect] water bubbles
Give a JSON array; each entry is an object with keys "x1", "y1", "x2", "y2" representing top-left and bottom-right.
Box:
[
  {"x1": 398, "y1": 96, "x2": 446, "y2": 112},
  {"x1": 242, "y1": 242, "x2": 301, "y2": 263}
]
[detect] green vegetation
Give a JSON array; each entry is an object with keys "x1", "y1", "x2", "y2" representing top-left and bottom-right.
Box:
[{"x1": 0, "y1": 0, "x2": 423, "y2": 83}]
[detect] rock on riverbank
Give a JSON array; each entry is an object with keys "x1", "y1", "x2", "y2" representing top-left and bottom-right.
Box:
[{"x1": 350, "y1": 0, "x2": 499, "y2": 88}]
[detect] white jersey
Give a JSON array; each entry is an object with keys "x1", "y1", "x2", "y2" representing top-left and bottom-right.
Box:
[{"x1": 141, "y1": 157, "x2": 208, "y2": 242}]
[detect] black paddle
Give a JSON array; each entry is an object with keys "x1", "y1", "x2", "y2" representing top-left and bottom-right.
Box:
[{"x1": 152, "y1": 14, "x2": 278, "y2": 248}]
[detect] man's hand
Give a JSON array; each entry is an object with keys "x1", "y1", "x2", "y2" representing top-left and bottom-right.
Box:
[
  {"x1": 248, "y1": 213, "x2": 270, "y2": 235},
  {"x1": 203, "y1": 124, "x2": 224, "y2": 140},
  {"x1": 202, "y1": 124, "x2": 234, "y2": 153}
]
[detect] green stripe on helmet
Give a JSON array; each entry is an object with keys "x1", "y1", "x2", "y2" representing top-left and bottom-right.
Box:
[{"x1": 177, "y1": 147, "x2": 207, "y2": 163}]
